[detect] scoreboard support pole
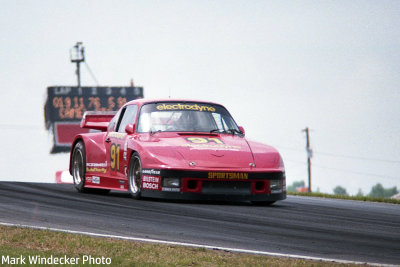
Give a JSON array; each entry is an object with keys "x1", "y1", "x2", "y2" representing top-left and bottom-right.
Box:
[{"x1": 70, "y1": 42, "x2": 85, "y2": 87}]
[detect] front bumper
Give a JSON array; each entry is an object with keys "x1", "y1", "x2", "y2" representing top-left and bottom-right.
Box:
[{"x1": 141, "y1": 169, "x2": 286, "y2": 202}]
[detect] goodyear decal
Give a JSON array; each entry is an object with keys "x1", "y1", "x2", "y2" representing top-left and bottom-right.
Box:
[
  {"x1": 142, "y1": 169, "x2": 161, "y2": 175},
  {"x1": 208, "y1": 172, "x2": 249, "y2": 180},
  {"x1": 156, "y1": 103, "x2": 216, "y2": 112}
]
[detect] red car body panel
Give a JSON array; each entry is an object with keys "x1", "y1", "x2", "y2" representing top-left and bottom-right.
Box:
[{"x1": 69, "y1": 99, "x2": 286, "y2": 202}]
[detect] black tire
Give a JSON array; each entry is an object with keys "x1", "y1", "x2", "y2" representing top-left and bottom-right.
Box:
[
  {"x1": 128, "y1": 152, "x2": 142, "y2": 199},
  {"x1": 71, "y1": 141, "x2": 87, "y2": 193}
]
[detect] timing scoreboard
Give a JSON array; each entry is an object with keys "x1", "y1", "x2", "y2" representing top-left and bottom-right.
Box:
[{"x1": 44, "y1": 86, "x2": 144, "y2": 153}]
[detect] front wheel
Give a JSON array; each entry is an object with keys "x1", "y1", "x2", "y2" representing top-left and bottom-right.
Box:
[
  {"x1": 72, "y1": 141, "x2": 86, "y2": 193},
  {"x1": 128, "y1": 152, "x2": 142, "y2": 199}
]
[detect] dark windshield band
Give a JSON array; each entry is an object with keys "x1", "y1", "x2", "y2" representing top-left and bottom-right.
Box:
[{"x1": 137, "y1": 102, "x2": 239, "y2": 134}]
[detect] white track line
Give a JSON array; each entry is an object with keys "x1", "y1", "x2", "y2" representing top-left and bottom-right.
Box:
[{"x1": 0, "y1": 222, "x2": 396, "y2": 267}]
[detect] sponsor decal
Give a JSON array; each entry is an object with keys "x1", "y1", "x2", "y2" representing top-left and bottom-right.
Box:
[
  {"x1": 142, "y1": 182, "x2": 159, "y2": 190},
  {"x1": 86, "y1": 167, "x2": 107, "y2": 173},
  {"x1": 182, "y1": 143, "x2": 241, "y2": 151},
  {"x1": 208, "y1": 172, "x2": 249, "y2": 180},
  {"x1": 271, "y1": 189, "x2": 283, "y2": 194},
  {"x1": 142, "y1": 175, "x2": 160, "y2": 183},
  {"x1": 92, "y1": 176, "x2": 100, "y2": 184},
  {"x1": 86, "y1": 162, "x2": 107, "y2": 167},
  {"x1": 142, "y1": 169, "x2": 161, "y2": 175},
  {"x1": 107, "y1": 132, "x2": 126, "y2": 139},
  {"x1": 183, "y1": 137, "x2": 240, "y2": 151},
  {"x1": 162, "y1": 187, "x2": 180, "y2": 192},
  {"x1": 86, "y1": 176, "x2": 100, "y2": 184},
  {"x1": 142, "y1": 175, "x2": 160, "y2": 190},
  {"x1": 156, "y1": 103, "x2": 216, "y2": 112},
  {"x1": 123, "y1": 139, "x2": 128, "y2": 160}
]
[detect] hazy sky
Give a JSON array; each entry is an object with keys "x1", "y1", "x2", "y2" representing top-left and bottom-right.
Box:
[{"x1": 1, "y1": 1, "x2": 399, "y2": 195}]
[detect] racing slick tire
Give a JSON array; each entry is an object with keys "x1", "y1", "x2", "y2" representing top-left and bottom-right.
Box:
[
  {"x1": 72, "y1": 141, "x2": 87, "y2": 193},
  {"x1": 71, "y1": 141, "x2": 110, "y2": 195},
  {"x1": 128, "y1": 152, "x2": 143, "y2": 199}
]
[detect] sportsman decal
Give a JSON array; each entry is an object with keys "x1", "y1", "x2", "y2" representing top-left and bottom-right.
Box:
[{"x1": 208, "y1": 172, "x2": 249, "y2": 180}]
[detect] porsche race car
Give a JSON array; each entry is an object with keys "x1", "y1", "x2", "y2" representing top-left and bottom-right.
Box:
[{"x1": 69, "y1": 99, "x2": 286, "y2": 204}]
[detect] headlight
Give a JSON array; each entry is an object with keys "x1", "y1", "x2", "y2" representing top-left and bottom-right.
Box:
[
  {"x1": 162, "y1": 177, "x2": 180, "y2": 188},
  {"x1": 270, "y1": 180, "x2": 283, "y2": 193}
]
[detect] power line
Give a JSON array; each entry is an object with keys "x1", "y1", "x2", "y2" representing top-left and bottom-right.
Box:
[
  {"x1": 284, "y1": 158, "x2": 399, "y2": 181},
  {"x1": 84, "y1": 61, "x2": 99, "y2": 86},
  {"x1": 312, "y1": 164, "x2": 399, "y2": 180},
  {"x1": 313, "y1": 151, "x2": 400, "y2": 164},
  {"x1": 275, "y1": 146, "x2": 400, "y2": 164}
]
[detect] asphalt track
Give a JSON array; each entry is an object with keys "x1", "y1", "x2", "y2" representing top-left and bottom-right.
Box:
[{"x1": 0, "y1": 182, "x2": 399, "y2": 265}]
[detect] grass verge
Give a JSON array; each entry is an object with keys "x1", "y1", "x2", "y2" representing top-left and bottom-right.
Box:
[
  {"x1": 0, "y1": 225, "x2": 361, "y2": 267},
  {"x1": 288, "y1": 192, "x2": 400, "y2": 204}
]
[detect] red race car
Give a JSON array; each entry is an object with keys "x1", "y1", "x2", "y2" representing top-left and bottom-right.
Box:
[{"x1": 69, "y1": 99, "x2": 286, "y2": 204}]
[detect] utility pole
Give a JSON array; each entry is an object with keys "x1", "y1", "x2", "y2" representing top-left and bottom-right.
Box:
[
  {"x1": 303, "y1": 127, "x2": 312, "y2": 192},
  {"x1": 70, "y1": 42, "x2": 85, "y2": 87}
]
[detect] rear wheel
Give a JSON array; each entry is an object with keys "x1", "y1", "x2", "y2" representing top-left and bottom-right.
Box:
[
  {"x1": 128, "y1": 152, "x2": 142, "y2": 199},
  {"x1": 72, "y1": 141, "x2": 86, "y2": 192}
]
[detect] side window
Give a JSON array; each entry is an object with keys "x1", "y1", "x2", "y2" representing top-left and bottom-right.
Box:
[
  {"x1": 108, "y1": 109, "x2": 122, "y2": 132},
  {"x1": 212, "y1": 113, "x2": 228, "y2": 130},
  {"x1": 117, "y1": 105, "x2": 138, "y2": 133}
]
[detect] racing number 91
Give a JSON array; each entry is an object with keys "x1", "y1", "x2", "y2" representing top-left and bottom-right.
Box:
[
  {"x1": 186, "y1": 137, "x2": 223, "y2": 144},
  {"x1": 110, "y1": 144, "x2": 120, "y2": 171}
]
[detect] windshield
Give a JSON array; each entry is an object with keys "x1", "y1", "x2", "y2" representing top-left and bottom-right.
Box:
[{"x1": 137, "y1": 102, "x2": 240, "y2": 133}]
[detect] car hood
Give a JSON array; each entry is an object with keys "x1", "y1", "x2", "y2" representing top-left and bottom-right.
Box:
[
  {"x1": 137, "y1": 133, "x2": 280, "y2": 169},
  {"x1": 138, "y1": 133, "x2": 253, "y2": 168}
]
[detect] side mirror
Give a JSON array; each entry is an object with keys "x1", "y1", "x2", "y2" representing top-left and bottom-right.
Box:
[
  {"x1": 238, "y1": 126, "x2": 245, "y2": 136},
  {"x1": 125, "y1": 123, "x2": 136, "y2": 134}
]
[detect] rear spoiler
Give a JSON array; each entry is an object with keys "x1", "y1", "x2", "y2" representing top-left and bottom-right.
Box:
[{"x1": 80, "y1": 111, "x2": 117, "y2": 131}]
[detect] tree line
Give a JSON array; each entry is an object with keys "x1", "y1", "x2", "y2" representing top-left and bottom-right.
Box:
[{"x1": 287, "y1": 180, "x2": 399, "y2": 198}]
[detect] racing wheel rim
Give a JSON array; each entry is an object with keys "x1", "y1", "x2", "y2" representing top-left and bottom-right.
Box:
[
  {"x1": 129, "y1": 155, "x2": 142, "y2": 194},
  {"x1": 73, "y1": 149, "x2": 83, "y2": 185}
]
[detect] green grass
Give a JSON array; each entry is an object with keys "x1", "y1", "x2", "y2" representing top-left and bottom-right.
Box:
[
  {"x1": 287, "y1": 191, "x2": 400, "y2": 204},
  {"x1": 0, "y1": 225, "x2": 360, "y2": 267}
]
